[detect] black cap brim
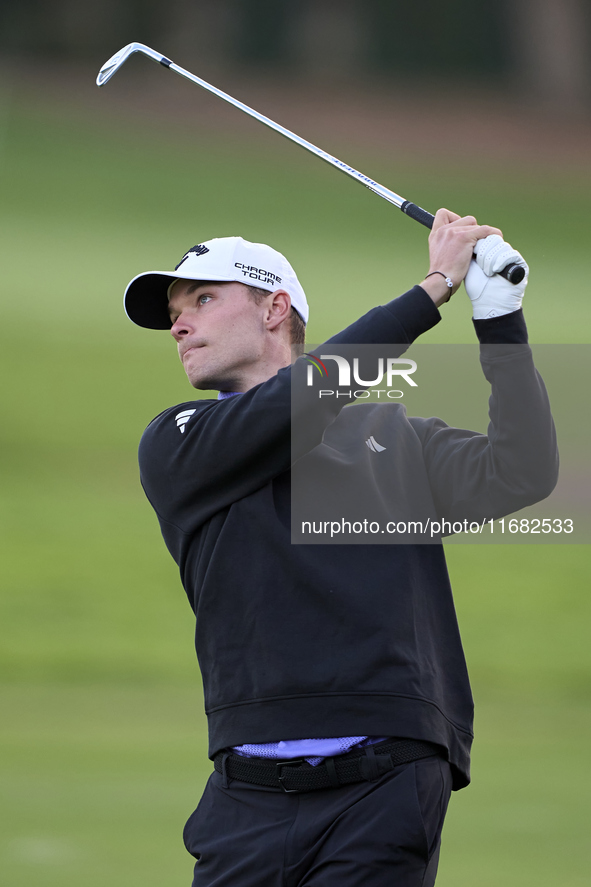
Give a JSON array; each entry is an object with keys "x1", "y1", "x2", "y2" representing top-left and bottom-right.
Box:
[{"x1": 124, "y1": 272, "x2": 179, "y2": 329}]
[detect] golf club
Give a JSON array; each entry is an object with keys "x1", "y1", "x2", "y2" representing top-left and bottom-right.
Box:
[{"x1": 97, "y1": 42, "x2": 524, "y2": 284}]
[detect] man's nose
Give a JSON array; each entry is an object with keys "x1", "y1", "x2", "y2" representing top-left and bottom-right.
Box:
[{"x1": 170, "y1": 312, "x2": 194, "y2": 341}]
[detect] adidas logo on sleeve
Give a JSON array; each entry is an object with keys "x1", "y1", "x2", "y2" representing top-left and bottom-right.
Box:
[{"x1": 175, "y1": 409, "x2": 196, "y2": 433}]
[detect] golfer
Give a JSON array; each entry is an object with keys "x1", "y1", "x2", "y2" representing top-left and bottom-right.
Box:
[{"x1": 124, "y1": 209, "x2": 558, "y2": 886}]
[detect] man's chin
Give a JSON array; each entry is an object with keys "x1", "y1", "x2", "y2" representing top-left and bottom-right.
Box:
[
  {"x1": 189, "y1": 377, "x2": 218, "y2": 391},
  {"x1": 186, "y1": 370, "x2": 233, "y2": 392},
  {"x1": 183, "y1": 356, "x2": 241, "y2": 392},
  {"x1": 183, "y1": 361, "x2": 216, "y2": 390}
]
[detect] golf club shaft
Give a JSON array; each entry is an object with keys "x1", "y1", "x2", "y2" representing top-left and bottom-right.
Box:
[{"x1": 97, "y1": 43, "x2": 523, "y2": 284}]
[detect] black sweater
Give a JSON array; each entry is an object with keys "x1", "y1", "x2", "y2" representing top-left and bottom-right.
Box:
[{"x1": 138, "y1": 287, "x2": 558, "y2": 789}]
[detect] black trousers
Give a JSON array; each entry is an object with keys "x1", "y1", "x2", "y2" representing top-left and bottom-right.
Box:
[{"x1": 183, "y1": 754, "x2": 452, "y2": 886}]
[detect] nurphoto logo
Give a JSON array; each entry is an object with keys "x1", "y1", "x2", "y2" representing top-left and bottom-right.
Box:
[{"x1": 304, "y1": 353, "x2": 418, "y2": 399}]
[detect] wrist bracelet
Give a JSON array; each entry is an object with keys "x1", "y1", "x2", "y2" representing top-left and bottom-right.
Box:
[{"x1": 425, "y1": 271, "x2": 454, "y2": 293}]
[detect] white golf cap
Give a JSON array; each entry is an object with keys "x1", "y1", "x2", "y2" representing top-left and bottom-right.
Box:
[{"x1": 124, "y1": 236, "x2": 309, "y2": 329}]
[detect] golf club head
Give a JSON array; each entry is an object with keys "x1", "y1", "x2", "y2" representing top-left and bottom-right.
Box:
[{"x1": 96, "y1": 42, "x2": 162, "y2": 87}]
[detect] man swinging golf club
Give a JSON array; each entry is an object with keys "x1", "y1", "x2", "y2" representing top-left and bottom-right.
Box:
[{"x1": 124, "y1": 209, "x2": 557, "y2": 886}]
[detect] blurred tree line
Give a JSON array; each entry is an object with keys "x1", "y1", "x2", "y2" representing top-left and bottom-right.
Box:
[{"x1": 0, "y1": 0, "x2": 589, "y2": 110}]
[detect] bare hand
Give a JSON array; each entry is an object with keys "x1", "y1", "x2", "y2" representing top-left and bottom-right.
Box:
[{"x1": 420, "y1": 209, "x2": 502, "y2": 307}]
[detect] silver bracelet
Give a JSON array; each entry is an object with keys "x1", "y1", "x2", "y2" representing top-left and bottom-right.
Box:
[{"x1": 425, "y1": 271, "x2": 454, "y2": 292}]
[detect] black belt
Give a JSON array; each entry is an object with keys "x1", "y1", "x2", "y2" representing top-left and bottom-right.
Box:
[{"x1": 213, "y1": 738, "x2": 441, "y2": 793}]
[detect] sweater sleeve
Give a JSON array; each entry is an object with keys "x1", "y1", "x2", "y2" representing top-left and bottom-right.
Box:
[
  {"x1": 409, "y1": 310, "x2": 559, "y2": 524},
  {"x1": 138, "y1": 287, "x2": 441, "y2": 533}
]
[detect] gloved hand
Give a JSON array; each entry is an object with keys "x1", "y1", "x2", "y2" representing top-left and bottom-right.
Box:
[{"x1": 464, "y1": 234, "x2": 529, "y2": 319}]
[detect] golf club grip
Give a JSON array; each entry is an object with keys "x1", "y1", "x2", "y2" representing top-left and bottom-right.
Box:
[{"x1": 400, "y1": 201, "x2": 525, "y2": 284}]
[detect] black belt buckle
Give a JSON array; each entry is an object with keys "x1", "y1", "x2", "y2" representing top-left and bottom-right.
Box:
[{"x1": 276, "y1": 759, "x2": 305, "y2": 793}]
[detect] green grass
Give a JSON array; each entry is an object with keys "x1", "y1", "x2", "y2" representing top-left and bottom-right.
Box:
[
  {"x1": 0, "y1": 686, "x2": 205, "y2": 887},
  {"x1": 0, "y1": 92, "x2": 589, "y2": 885},
  {"x1": 439, "y1": 697, "x2": 591, "y2": 887},
  {"x1": 1, "y1": 688, "x2": 589, "y2": 887}
]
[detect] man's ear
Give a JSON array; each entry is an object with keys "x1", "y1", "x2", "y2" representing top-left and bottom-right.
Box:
[{"x1": 265, "y1": 289, "x2": 292, "y2": 331}]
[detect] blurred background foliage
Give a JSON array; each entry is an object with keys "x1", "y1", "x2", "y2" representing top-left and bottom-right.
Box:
[
  {"x1": 0, "y1": 2, "x2": 590, "y2": 886},
  {"x1": 0, "y1": 0, "x2": 590, "y2": 109}
]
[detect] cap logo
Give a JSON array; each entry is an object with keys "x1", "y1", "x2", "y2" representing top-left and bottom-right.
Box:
[{"x1": 175, "y1": 244, "x2": 210, "y2": 271}]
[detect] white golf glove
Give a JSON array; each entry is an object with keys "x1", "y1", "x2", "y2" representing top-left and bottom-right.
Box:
[{"x1": 464, "y1": 234, "x2": 529, "y2": 320}]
